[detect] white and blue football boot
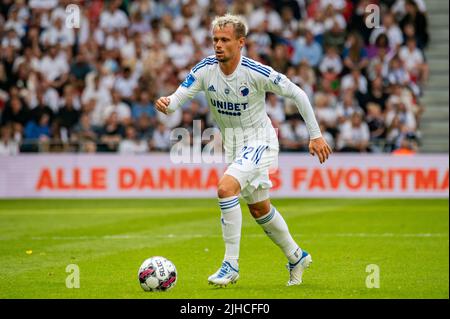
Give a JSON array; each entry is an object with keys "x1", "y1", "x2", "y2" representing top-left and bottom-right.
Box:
[
  {"x1": 287, "y1": 250, "x2": 312, "y2": 286},
  {"x1": 208, "y1": 261, "x2": 239, "y2": 287}
]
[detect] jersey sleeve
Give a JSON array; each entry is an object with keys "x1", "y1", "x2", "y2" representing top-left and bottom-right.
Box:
[
  {"x1": 166, "y1": 63, "x2": 206, "y2": 113},
  {"x1": 263, "y1": 68, "x2": 322, "y2": 139}
]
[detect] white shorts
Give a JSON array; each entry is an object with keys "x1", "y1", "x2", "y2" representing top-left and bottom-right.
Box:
[{"x1": 224, "y1": 141, "x2": 279, "y2": 204}]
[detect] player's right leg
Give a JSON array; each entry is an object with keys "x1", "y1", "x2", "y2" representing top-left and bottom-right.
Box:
[{"x1": 208, "y1": 174, "x2": 241, "y2": 287}]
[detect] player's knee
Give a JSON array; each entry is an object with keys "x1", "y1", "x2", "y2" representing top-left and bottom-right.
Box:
[
  {"x1": 217, "y1": 184, "x2": 237, "y2": 198},
  {"x1": 217, "y1": 176, "x2": 240, "y2": 198},
  {"x1": 249, "y1": 206, "x2": 267, "y2": 218},
  {"x1": 248, "y1": 201, "x2": 271, "y2": 218}
]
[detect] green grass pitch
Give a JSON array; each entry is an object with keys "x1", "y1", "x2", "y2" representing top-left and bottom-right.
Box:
[{"x1": 0, "y1": 198, "x2": 448, "y2": 299}]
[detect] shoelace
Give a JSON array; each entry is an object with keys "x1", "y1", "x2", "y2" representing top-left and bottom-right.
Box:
[{"x1": 217, "y1": 262, "x2": 232, "y2": 277}]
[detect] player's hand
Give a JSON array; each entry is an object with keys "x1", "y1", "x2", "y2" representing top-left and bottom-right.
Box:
[
  {"x1": 309, "y1": 137, "x2": 332, "y2": 164},
  {"x1": 155, "y1": 97, "x2": 170, "y2": 114}
]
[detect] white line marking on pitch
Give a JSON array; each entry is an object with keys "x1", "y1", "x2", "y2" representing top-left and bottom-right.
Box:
[{"x1": 18, "y1": 233, "x2": 448, "y2": 241}]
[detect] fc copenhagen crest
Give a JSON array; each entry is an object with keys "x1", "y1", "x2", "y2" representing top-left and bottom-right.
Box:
[{"x1": 239, "y1": 85, "x2": 249, "y2": 97}]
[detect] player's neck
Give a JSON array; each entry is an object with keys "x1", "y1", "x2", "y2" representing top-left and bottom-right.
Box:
[{"x1": 219, "y1": 53, "x2": 241, "y2": 76}]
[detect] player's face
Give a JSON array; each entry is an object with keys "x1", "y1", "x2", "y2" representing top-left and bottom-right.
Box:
[{"x1": 212, "y1": 25, "x2": 244, "y2": 62}]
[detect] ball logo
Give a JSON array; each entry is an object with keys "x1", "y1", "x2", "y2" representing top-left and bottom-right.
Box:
[
  {"x1": 156, "y1": 260, "x2": 166, "y2": 277},
  {"x1": 240, "y1": 86, "x2": 249, "y2": 96}
]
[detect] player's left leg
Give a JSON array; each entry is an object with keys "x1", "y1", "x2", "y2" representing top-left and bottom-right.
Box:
[{"x1": 246, "y1": 194, "x2": 312, "y2": 286}]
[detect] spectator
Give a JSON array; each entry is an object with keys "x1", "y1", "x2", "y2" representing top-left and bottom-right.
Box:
[
  {"x1": 98, "y1": 112, "x2": 124, "y2": 152},
  {"x1": 1, "y1": 96, "x2": 29, "y2": 127},
  {"x1": 0, "y1": 124, "x2": 19, "y2": 155},
  {"x1": 348, "y1": 0, "x2": 375, "y2": 44},
  {"x1": 392, "y1": 134, "x2": 418, "y2": 155},
  {"x1": 1, "y1": 46, "x2": 17, "y2": 90},
  {"x1": 2, "y1": 28, "x2": 22, "y2": 50},
  {"x1": 179, "y1": 110, "x2": 194, "y2": 136},
  {"x1": 323, "y1": 17, "x2": 346, "y2": 52},
  {"x1": 392, "y1": 0, "x2": 427, "y2": 17},
  {"x1": 131, "y1": 90, "x2": 156, "y2": 122},
  {"x1": 319, "y1": 45, "x2": 343, "y2": 77},
  {"x1": 296, "y1": 62, "x2": 316, "y2": 102},
  {"x1": 269, "y1": 42, "x2": 291, "y2": 74},
  {"x1": 399, "y1": 0, "x2": 429, "y2": 49},
  {"x1": 367, "y1": 45, "x2": 392, "y2": 81},
  {"x1": 319, "y1": 121, "x2": 335, "y2": 151},
  {"x1": 103, "y1": 89, "x2": 131, "y2": 126},
  {"x1": 314, "y1": 92, "x2": 338, "y2": 135},
  {"x1": 99, "y1": 0, "x2": 129, "y2": 33},
  {"x1": 151, "y1": 121, "x2": 171, "y2": 152},
  {"x1": 364, "y1": 77, "x2": 390, "y2": 111},
  {"x1": 248, "y1": 1, "x2": 282, "y2": 33},
  {"x1": 341, "y1": 67, "x2": 368, "y2": 95},
  {"x1": 365, "y1": 102, "x2": 386, "y2": 152},
  {"x1": 39, "y1": 15, "x2": 75, "y2": 47},
  {"x1": 119, "y1": 125, "x2": 149, "y2": 154},
  {"x1": 71, "y1": 112, "x2": 98, "y2": 146},
  {"x1": 248, "y1": 21, "x2": 272, "y2": 60},
  {"x1": 386, "y1": 101, "x2": 416, "y2": 133},
  {"x1": 129, "y1": 11, "x2": 151, "y2": 35},
  {"x1": 24, "y1": 113, "x2": 51, "y2": 140},
  {"x1": 279, "y1": 114, "x2": 309, "y2": 152},
  {"x1": 279, "y1": 5, "x2": 300, "y2": 40},
  {"x1": 37, "y1": 45, "x2": 69, "y2": 90},
  {"x1": 0, "y1": 60, "x2": 7, "y2": 93},
  {"x1": 166, "y1": 31, "x2": 194, "y2": 69},
  {"x1": 135, "y1": 114, "x2": 154, "y2": 140},
  {"x1": 82, "y1": 74, "x2": 112, "y2": 120},
  {"x1": 34, "y1": 79, "x2": 60, "y2": 113},
  {"x1": 4, "y1": 5, "x2": 26, "y2": 36},
  {"x1": 385, "y1": 114, "x2": 402, "y2": 151},
  {"x1": 187, "y1": 98, "x2": 209, "y2": 123},
  {"x1": 337, "y1": 112, "x2": 370, "y2": 152},
  {"x1": 69, "y1": 50, "x2": 93, "y2": 83},
  {"x1": 323, "y1": 3, "x2": 347, "y2": 34},
  {"x1": 266, "y1": 93, "x2": 286, "y2": 123},
  {"x1": 113, "y1": 66, "x2": 138, "y2": 103},
  {"x1": 367, "y1": 33, "x2": 392, "y2": 59},
  {"x1": 387, "y1": 56, "x2": 421, "y2": 97},
  {"x1": 105, "y1": 28, "x2": 127, "y2": 51},
  {"x1": 304, "y1": 9, "x2": 326, "y2": 39},
  {"x1": 55, "y1": 91, "x2": 80, "y2": 136},
  {"x1": 291, "y1": 28, "x2": 323, "y2": 67},
  {"x1": 369, "y1": 11, "x2": 404, "y2": 52},
  {"x1": 398, "y1": 37, "x2": 428, "y2": 85},
  {"x1": 342, "y1": 32, "x2": 369, "y2": 72},
  {"x1": 336, "y1": 90, "x2": 364, "y2": 128}
]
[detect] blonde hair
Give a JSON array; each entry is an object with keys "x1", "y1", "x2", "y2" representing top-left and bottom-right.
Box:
[{"x1": 211, "y1": 13, "x2": 248, "y2": 38}]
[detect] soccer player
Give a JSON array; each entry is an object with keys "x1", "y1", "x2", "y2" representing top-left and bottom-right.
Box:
[{"x1": 155, "y1": 14, "x2": 332, "y2": 287}]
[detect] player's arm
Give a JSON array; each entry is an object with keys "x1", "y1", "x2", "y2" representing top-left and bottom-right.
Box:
[
  {"x1": 264, "y1": 70, "x2": 332, "y2": 164},
  {"x1": 155, "y1": 71, "x2": 204, "y2": 115}
]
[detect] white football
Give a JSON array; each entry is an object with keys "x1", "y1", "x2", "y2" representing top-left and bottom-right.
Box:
[{"x1": 138, "y1": 256, "x2": 177, "y2": 292}]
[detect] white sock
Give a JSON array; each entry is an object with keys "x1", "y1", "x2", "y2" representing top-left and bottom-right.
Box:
[
  {"x1": 218, "y1": 196, "x2": 242, "y2": 269},
  {"x1": 256, "y1": 205, "x2": 302, "y2": 264}
]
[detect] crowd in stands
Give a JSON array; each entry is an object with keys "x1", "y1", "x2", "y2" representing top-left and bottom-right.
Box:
[{"x1": 0, "y1": 0, "x2": 429, "y2": 155}]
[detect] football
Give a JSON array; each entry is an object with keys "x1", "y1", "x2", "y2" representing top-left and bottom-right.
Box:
[{"x1": 138, "y1": 256, "x2": 177, "y2": 292}]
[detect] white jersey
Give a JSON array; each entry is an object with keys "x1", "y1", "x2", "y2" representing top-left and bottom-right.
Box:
[{"x1": 167, "y1": 55, "x2": 321, "y2": 159}]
